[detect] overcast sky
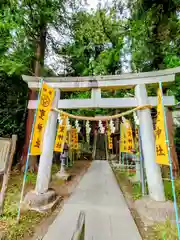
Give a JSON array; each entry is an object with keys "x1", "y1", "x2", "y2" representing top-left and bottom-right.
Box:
[{"x1": 87, "y1": 0, "x2": 99, "y2": 9}]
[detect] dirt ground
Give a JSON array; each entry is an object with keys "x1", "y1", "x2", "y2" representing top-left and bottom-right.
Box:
[
  {"x1": 0, "y1": 160, "x2": 91, "y2": 240},
  {"x1": 26, "y1": 160, "x2": 91, "y2": 240}
]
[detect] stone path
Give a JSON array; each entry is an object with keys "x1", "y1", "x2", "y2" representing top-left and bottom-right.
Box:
[{"x1": 43, "y1": 160, "x2": 142, "y2": 240}]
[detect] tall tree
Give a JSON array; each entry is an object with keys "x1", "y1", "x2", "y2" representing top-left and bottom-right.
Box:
[
  {"x1": 129, "y1": 0, "x2": 180, "y2": 71},
  {"x1": 0, "y1": 0, "x2": 78, "y2": 170},
  {"x1": 59, "y1": 9, "x2": 124, "y2": 76},
  {"x1": 19, "y1": 0, "x2": 72, "y2": 171}
]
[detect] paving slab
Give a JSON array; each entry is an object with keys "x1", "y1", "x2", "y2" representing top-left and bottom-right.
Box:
[{"x1": 43, "y1": 160, "x2": 142, "y2": 240}]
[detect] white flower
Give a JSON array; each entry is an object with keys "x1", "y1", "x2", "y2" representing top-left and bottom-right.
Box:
[
  {"x1": 75, "y1": 120, "x2": 81, "y2": 132},
  {"x1": 133, "y1": 112, "x2": 139, "y2": 125}
]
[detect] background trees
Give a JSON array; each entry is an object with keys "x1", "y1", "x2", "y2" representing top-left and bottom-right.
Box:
[
  {"x1": 0, "y1": 0, "x2": 180, "y2": 166},
  {"x1": 59, "y1": 9, "x2": 124, "y2": 76}
]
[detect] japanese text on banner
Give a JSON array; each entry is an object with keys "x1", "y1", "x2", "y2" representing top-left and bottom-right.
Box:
[
  {"x1": 125, "y1": 120, "x2": 135, "y2": 153},
  {"x1": 31, "y1": 82, "x2": 55, "y2": 155},
  {"x1": 107, "y1": 125, "x2": 113, "y2": 150},
  {"x1": 120, "y1": 120, "x2": 134, "y2": 153},
  {"x1": 54, "y1": 114, "x2": 67, "y2": 152},
  {"x1": 155, "y1": 88, "x2": 169, "y2": 165},
  {"x1": 71, "y1": 128, "x2": 79, "y2": 150}
]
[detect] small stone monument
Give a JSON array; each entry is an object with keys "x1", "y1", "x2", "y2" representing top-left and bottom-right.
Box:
[{"x1": 0, "y1": 138, "x2": 11, "y2": 175}]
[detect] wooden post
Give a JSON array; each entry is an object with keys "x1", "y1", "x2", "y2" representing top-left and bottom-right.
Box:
[
  {"x1": 166, "y1": 108, "x2": 179, "y2": 176},
  {"x1": 0, "y1": 135, "x2": 17, "y2": 215},
  {"x1": 21, "y1": 90, "x2": 38, "y2": 172}
]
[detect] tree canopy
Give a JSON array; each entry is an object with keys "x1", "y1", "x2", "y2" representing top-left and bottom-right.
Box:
[{"x1": 0, "y1": 0, "x2": 180, "y2": 145}]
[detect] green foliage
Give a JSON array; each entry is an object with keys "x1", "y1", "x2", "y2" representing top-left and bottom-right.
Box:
[
  {"x1": 113, "y1": 166, "x2": 179, "y2": 240},
  {"x1": 148, "y1": 219, "x2": 178, "y2": 240},
  {"x1": 163, "y1": 179, "x2": 180, "y2": 207},
  {"x1": 0, "y1": 171, "x2": 48, "y2": 240},
  {"x1": 130, "y1": 0, "x2": 180, "y2": 72},
  {"x1": 26, "y1": 172, "x2": 37, "y2": 185},
  {"x1": 131, "y1": 182, "x2": 142, "y2": 200},
  {"x1": 0, "y1": 0, "x2": 72, "y2": 144},
  {"x1": 59, "y1": 9, "x2": 124, "y2": 76},
  {"x1": 0, "y1": 0, "x2": 180, "y2": 162},
  {"x1": 0, "y1": 74, "x2": 28, "y2": 139}
]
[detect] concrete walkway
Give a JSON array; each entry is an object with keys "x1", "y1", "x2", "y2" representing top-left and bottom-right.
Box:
[{"x1": 43, "y1": 161, "x2": 142, "y2": 240}]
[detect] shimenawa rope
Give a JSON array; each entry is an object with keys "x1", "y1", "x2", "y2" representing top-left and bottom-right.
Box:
[{"x1": 53, "y1": 104, "x2": 152, "y2": 121}]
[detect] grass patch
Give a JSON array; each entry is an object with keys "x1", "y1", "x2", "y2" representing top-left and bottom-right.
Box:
[
  {"x1": 146, "y1": 219, "x2": 178, "y2": 240},
  {"x1": 131, "y1": 182, "x2": 142, "y2": 200},
  {"x1": 0, "y1": 164, "x2": 62, "y2": 240},
  {"x1": 113, "y1": 168, "x2": 143, "y2": 200},
  {"x1": 114, "y1": 167, "x2": 180, "y2": 204},
  {"x1": 0, "y1": 161, "x2": 90, "y2": 239},
  {"x1": 51, "y1": 164, "x2": 59, "y2": 175},
  {"x1": 112, "y1": 167, "x2": 180, "y2": 240},
  {"x1": 0, "y1": 171, "x2": 48, "y2": 240},
  {"x1": 164, "y1": 178, "x2": 180, "y2": 206}
]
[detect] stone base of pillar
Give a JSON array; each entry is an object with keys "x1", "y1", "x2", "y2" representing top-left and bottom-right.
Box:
[
  {"x1": 55, "y1": 170, "x2": 71, "y2": 181},
  {"x1": 22, "y1": 189, "x2": 60, "y2": 213},
  {"x1": 134, "y1": 196, "x2": 175, "y2": 226}
]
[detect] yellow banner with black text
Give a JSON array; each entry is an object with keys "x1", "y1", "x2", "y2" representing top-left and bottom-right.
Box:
[
  {"x1": 70, "y1": 128, "x2": 79, "y2": 150},
  {"x1": 155, "y1": 88, "x2": 169, "y2": 165},
  {"x1": 54, "y1": 114, "x2": 67, "y2": 152},
  {"x1": 107, "y1": 125, "x2": 113, "y2": 150},
  {"x1": 120, "y1": 120, "x2": 134, "y2": 153},
  {"x1": 31, "y1": 82, "x2": 55, "y2": 155}
]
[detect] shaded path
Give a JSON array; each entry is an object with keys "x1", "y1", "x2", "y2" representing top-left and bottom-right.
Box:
[{"x1": 43, "y1": 161, "x2": 142, "y2": 240}]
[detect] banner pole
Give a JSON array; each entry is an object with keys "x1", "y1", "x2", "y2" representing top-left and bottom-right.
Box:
[
  {"x1": 17, "y1": 79, "x2": 43, "y2": 223},
  {"x1": 159, "y1": 81, "x2": 180, "y2": 239}
]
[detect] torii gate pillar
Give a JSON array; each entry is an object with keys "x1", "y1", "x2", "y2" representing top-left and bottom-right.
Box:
[
  {"x1": 35, "y1": 89, "x2": 60, "y2": 194},
  {"x1": 135, "y1": 84, "x2": 165, "y2": 201},
  {"x1": 23, "y1": 89, "x2": 60, "y2": 209}
]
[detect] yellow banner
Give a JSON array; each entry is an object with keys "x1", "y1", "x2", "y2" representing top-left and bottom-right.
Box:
[
  {"x1": 68, "y1": 129, "x2": 71, "y2": 145},
  {"x1": 120, "y1": 120, "x2": 134, "y2": 153},
  {"x1": 54, "y1": 115, "x2": 67, "y2": 152},
  {"x1": 135, "y1": 127, "x2": 139, "y2": 149},
  {"x1": 74, "y1": 129, "x2": 79, "y2": 150},
  {"x1": 31, "y1": 82, "x2": 55, "y2": 155},
  {"x1": 120, "y1": 123, "x2": 127, "y2": 152},
  {"x1": 125, "y1": 120, "x2": 135, "y2": 153},
  {"x1": 135, "y1": 127, "x2": 139, "y2": 142},
  {"x1": 155, "y1": 88, "x2": 169, "y2": 165},
  {"x1": 70, "y1": 128, "x2": 79, "y2": 150},
  {"x1": 107, "y1": 126, "x2": 113, "y2": 150}
]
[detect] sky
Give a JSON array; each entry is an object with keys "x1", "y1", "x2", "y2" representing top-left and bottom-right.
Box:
[{"x1": 87, "y1": 0, "x2": 99, "y2": 9}]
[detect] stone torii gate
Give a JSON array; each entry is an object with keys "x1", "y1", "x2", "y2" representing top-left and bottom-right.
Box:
[{"x1": 22, "y1": 67, "x2": 180, "y2": 208}]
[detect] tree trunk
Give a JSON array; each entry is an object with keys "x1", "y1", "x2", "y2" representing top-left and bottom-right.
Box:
[
  {"x1": 166, "y1": 108, "x2": 179, "y2": 177},
  {"x1": 20, "y1": 91, "x2": 37, "y2": 172},
  {"x1": 20, "y1": 22, "x2": 47, "y2": 172}
]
